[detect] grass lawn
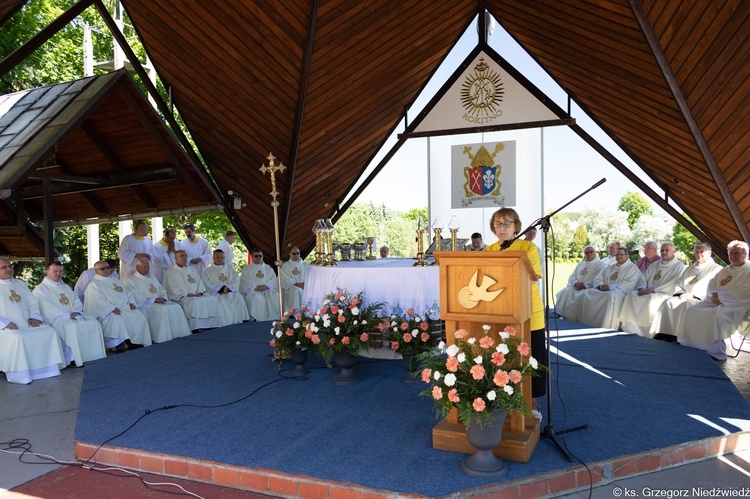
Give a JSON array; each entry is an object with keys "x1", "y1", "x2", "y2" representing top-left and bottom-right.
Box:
[{"x1": 543, "y1": 261, "x2": 578, "y2": 307}]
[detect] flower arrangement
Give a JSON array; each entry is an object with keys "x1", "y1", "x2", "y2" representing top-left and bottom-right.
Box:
[
  {"x1": 379, "y1": 308, "x2": 442, "y2": 357},
  {"x1": 269, "y1": 306, "x2": 321, "y2": 364},
  {"x1": 419, "y1": 325, "x2": 542, "y2": 428},
  {"x1": 313, "y1": 288, "x2": 383, "y2": 360}
]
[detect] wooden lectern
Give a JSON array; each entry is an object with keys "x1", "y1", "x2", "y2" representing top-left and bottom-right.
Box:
[{"x1": 432, "y1": 251, "x2": 540, "y2": 463}]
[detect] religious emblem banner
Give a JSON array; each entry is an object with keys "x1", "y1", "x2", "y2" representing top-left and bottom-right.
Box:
[{"x1": 451, "y1": 141, "x2": 516, "y2": 208}]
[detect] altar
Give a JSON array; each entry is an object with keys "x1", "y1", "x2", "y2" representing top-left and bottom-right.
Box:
[{"x1": 301, "y1": 258, "x2": 440, "y2": 317}]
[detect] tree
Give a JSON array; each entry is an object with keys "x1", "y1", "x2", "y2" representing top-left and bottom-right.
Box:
[
  {"x1": 673, "y1": 214, "x2": 700, "y2": 260},
  {"x1": 579, "y1": 205, "x2": 631, "y2": 252},
  {"x1": 549, "y1": 215, "x2": 576, "y2": 261},
  {"x1": 570, "y1": 224, "x2": 589, "y2": 259},
  {"x1": 630, "y1": 215, "x2": 673, "y2": 247},
  {"x1": 618, "y1": 191, "x2": 653, "y2": 230}
]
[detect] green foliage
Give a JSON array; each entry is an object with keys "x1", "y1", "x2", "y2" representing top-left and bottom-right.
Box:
[
  {"x1": 569, "y1": 224, "x2": 589, "y2": 259},
  {"x1": 618, "y1": 191, "x2": 653, "y2": 230},
  {"x1": 672, "y1": 214, "x2": 699, "y2": 257},
  {"x1": 164, "y1": 211, "x2": 247, "y2": 272}
]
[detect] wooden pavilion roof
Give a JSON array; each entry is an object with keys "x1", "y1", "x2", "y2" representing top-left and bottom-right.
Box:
[
  {"x1": 0, "y1": 0, "x2": 747, "y2": 261},
  {"x1": 0, "y1": 69, "x2": 220, "y2": 258}
]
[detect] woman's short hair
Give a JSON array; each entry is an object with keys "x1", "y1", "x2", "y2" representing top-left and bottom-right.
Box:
[{"x1": 489, "y1": 208, "x2": 521, "y2": 235}]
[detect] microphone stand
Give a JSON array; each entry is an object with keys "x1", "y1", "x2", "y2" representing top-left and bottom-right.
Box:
[{"x1": 500, "y1": 178, "x2": 606, "y2": 461}]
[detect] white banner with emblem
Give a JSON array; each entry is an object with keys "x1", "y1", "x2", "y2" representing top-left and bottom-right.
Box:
[{"x1": 451, "y1": 140, "x2": 516, "y2": 209}]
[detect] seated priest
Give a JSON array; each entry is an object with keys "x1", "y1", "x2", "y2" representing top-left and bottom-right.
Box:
[
  {"x1": 84, "y1": 260, "x2": 152, "y2": 350},
  {"x1": 650, "y1": 242, "x2": 722, "y2": 341},
  {"x1": 601, "y1": 241, "x2": 620, "y2": 266},
  {"x1": 163, "y1": 250, "x2": 222, "y2": 331},
  {"x1": 73, "y1": 259, "x2": 118, "y2": 304},
  {"x1": 619, "y1": 242, "x2": 685, "y2": 337},
  {"x1": 33, "y1": 261, "x2": 106, "y2": 367},
  {"x1": 280, "y1": 246, "x2": 307, "y2": 312},
  {"x1": 554, "y1": 245, "x2": 605, "y2": 320},
  {"x1": 240, "y1": 248, "x2": 280, "y2": 322},
  {"x1": 127, "y1": 259, "x2": 192, "y2": 343},
  {"x1": 0, "y1": 258, "x2": 71, "y2": 384},
  {"x1": 680, "y1": 240, "x2": 750, "y2": 360},
  {"x1": 573, "y1": 247, "x2": 645, "y2": 330},
  {"x1": 202, "y1": 249, "x2": 249, "y2": 326}
]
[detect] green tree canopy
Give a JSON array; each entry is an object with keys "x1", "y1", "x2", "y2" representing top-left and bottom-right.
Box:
[{"x1": 617, "y1": 191, "x2": 654, "y2": 230}]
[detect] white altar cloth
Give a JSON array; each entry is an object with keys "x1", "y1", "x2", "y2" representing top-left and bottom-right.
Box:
[{"x1": 301, "y1": 258, "x2": 439, "y2": 316}]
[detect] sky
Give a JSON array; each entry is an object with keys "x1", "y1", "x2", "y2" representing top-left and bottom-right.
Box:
[{"x1": 352, "y1": 15, "x2": 671, "y2": 218}]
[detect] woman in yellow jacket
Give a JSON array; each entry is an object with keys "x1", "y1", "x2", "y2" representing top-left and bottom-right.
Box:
[{"x1": 485, "y1": 207, "x2": 546, "y2": 400}]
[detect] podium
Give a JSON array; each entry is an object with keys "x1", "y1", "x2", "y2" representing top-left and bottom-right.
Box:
[{"x1": 432, "y1": 251, "x2": 540, "y2": 463}]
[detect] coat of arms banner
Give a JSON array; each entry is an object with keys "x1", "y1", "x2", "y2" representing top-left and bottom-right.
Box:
[{"x1": 451, "y1": 141, "x2": 516, "y2": 208}]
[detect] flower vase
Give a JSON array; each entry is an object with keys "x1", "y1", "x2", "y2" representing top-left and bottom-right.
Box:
[
  {"x1": 291, "y1": 347, "x2": 309, "y2": 376},
  {"x1": 402, "y1": 353, "x2": 418, "y2": 383},
  {"x1": 461, "y1": 410, "x2": 509, "y2": 478},
  {"x1": 332, "y1": 350, "x2": 361, "y2": 385}
]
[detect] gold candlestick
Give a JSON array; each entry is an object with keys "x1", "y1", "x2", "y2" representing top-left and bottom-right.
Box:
[
  {"x1": 323, "y1": 218, "x2": 337, "y2": 266},
  {"x1": 431, "y1": 227, "x2": 442, "y2": 265},
  {"x1": 366, "y1": 237, "x2": 376, "y2": 260},
  {"x1": 413, "y1": 215, "x2": 427, "y2": 267},
  {"x1": 447, "y1": 215, "x2": 460, "y2": 251}
]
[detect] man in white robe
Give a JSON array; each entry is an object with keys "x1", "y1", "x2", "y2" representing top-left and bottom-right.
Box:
[
  {"x1": 153, "y1": 227, "x2": 181, "y2": 283},
  {"x1": 118, "y1": 221, "x2": 154, "y2": 284},
  {"x1": 601, "y1": 241, "x2": 620, "y2": 266},
  {"x1": 181, "y1": 222, "x2": 212, "y2": 277},
  {"x1": 84, "y1": 261, "x2": 152, "y2": 348},
  {"x1": 680, "y1": 241, "x2": 750, "y2": 360},
  {"x1": 33, "y1": 262, "x2": 106, "y2": 367},
  {"x1": 74, "y1": 260, "x2": 118, "y2": 304},
  {"x1": 555, "y1": 245, "x2": 606, "y2": 320},
  {"x1": 163, "y1": 250, "x2": 222, "y2": 331},
  {"x1": 127, "y1": 259, "x2": 192, "y2": 343},
  {"x1": 650, "y1": 242, "x2": 722, "y2": 341},
  {"x1": 619, "y1": 242, "x2": 685, "y2": 337},
  {"x1": 576, "y1": 247, "x2": 645, "y2": 330},
  {"x1": 216, "y1": 231, "x2": 236, "y2": 268},
  {"x1": 280, "y1": 246, "x2": 307, "y2": 312},
  {"x1": 240, "y1": 248, "x2": 280, "y2": 322},
  {"x1": 0, "y1": 259, "x2": 70, "y2": 384},
  {"x1": 202, "y1": 249, "x2": 249, "y2": 326}
]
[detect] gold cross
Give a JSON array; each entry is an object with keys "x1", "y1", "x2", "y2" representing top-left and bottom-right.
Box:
[{"x1": 259, "y1": 152, "x2": 286, "y2": 201}]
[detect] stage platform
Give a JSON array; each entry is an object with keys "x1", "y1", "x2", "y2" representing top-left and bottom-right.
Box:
[{"x1": 74, "y1": 319, "x2": 750, "y2": 498}]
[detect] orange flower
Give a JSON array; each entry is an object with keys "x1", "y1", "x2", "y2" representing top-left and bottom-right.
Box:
[
  {"x1": 330, "y1": 305, "x2": 339, "y2": 314},
  {"x1": 454, "y1": 329, "x2": 469, "y2": 339},
  {"x1": 390, "y1": 341, "x2": 400, "y2": 350},
  {"x1": 491, "y1": 352, "x2": 505, "y2": 366},
  {"x1": 406, "y1": 308, "x2": 415, "y2": 315},
  {"x1": 420, "y1": 332, "x2": 430, "y2": 342},
  {"x1": 448, "y1": 389, "x2": 460, "y2": 403},
  {"x1": 421, "y1": 368, "x2": 432, "y2": 383},
  {"x1": 329, "y1": 338, "x2": 336, "y2": 345},
  {"x1": 445, "y1": 356, "x2": 459, "y2": 372},
  {"x1": 504, "y1": 325, "x2": 516, "y2": 336},
  {"x1": 337, "y1": 315, "x2": 346, "y2": 323},
  {"x1": 472, "y1": 398, "x2": 486, "y2": 412},
  {"x1": 285, "y1": 327, "x2": 294, "y2": 336},
  {"x1": 311, "y1": 334, "x2": 320, "y2": 344},
  {"x1": 509, "y1": 369, "x2": 522, "y2": 383},
  {"x1": 269, "y1": 339, "x2": 275, "y2": 347},
  {"x1": 493, "y1": 370, "x2": 510, "y2": 387},
  {"x1": 360, "y1": 333, "x2": 369, "y2": 342},
  {"x1": 470, "y1": 365, "x2": 485, "y2": 380},
  {"x1": 517, "y1": 342, "x2": 530, "y2": 356},
  {"x1": 342, "y1": 336, "x2": 351, "y2": 345},
  {"x1": 432, "y1": 385, "x2": 443, "y2": 400},
  {"x1": 400, "y1": 322, "x2": 409, "y2": 330},
  {"x1": 420, "y1": 321, "x2": 429, "y2": 331},
  {"x1": 351, "y1": 297, "x2": 360, "y2": 305},
  {"x1": 403, "y1": 333, "x2": 413, "y2": 343},
  {"x1": 479, "y1": 336, "x2": 494, "y2": 348}
]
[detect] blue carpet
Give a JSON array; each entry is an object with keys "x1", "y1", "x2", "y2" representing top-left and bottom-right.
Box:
[{"x1": 75, "y1": 319, "x2": 750, "y2": 497}]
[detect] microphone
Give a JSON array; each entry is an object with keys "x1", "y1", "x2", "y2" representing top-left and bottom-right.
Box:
[{"x1": 591, "y1": 178, "x2": 607, "y2": 189}]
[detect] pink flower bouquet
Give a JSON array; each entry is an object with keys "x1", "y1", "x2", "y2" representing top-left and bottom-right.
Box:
[
  {"x1": 419, "y1": 325, "x2": 543, "y2": 428},
  {"x1": 269, "y1": 306, "x2": 321, "y2": 364}
]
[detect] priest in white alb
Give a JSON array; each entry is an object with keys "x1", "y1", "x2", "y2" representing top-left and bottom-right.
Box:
[
  {"x1": 181, "y1": 222, "x2": 212, "y2": 277},
  {"x1": 680, "y1": 240, "x2": 750, "y2": 360},
  {"x1": 576, "y1": 247, "x2": 645, "y2": 330},
  {"x1": 33, "y1": 261, "x2": 106, "y2": 367},
  {"x1": 84, "y1": 261, "x2": 152, "y2": 349},
  {"x1": 215, "y1": 231, "x2": 236, "y2": 267},
  {"x1": 0, "y1": 258, "x2": 70, "y2": 384},
  {"x1": 619, "y1": 242, "x2": 685, "y2": 337},
  {"x1": 118, "y1": 221, "x2": 154, "y2": 284},
  {"x1": 240, "y1": 248, "x2": 280, "y2": 322},
  {"x1": 153, "y1": 227, "x2": 181, "y2": 283},
  {"x1": 202, "y1": 249, "x2": 249, "y2": 326},
  {"x1": 650, "y1": 242, "x2": 722, "y2": 341},
  {"x1": 127, "y1": 259, "x2": 192, "y2": 343},
  {"x1": 555, "y1": 245, "x2": 605, "y2": 321},
  {"x1": 280, "y1": 246, "x2": 307, "y2": 312},
  {"x1": 163, "y1": 250, "x2": 222, "y2": 331},
  {"x1": 601, "y1": 241, "x2": 620, "y2": 266}
]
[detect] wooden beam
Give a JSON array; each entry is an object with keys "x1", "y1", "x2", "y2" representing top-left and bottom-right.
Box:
[
  {"x1": 0, "y1": 0, "x2": 95, "y2": 80},
  {"x1": 47, "y1": 157, "x2": 109, "y2": 214},
  {"x1": 279, "y1": 0, "x2": 320, "y2": 250},
  {"x1": 43, "y1": 178, "x2": 54, "y2": 262},
  {"x1": 8, "y1": 167, "x2": 179, "y2": 200},
  {"x1": 628, "y1": 0, "x2": 750, "y2": 243},
  {"x1": 80, "y1": 121, "x2": 157, "y2": 208},
  {"x1": 399, "y1": 119, "x2": 575, "y2": 139},
  {"x1": 115, "y1": 86, "x2": 211, "y2": 203}
]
